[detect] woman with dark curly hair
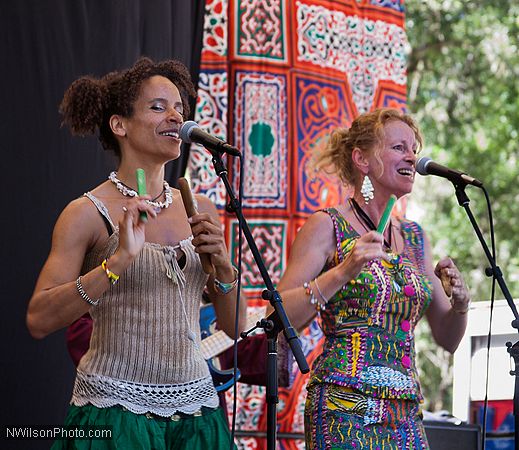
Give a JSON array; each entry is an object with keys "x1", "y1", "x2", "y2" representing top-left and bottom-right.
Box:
[
  {"x1": 269, "y1": 108, "x2": 470, "y2": 449},
  {"x1": 26, "y1": 57, "x2": 245, "y2": 449}
]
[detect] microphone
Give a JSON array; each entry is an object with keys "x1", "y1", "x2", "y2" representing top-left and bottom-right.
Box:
[
  {"x1": 416, "y1": 157, "x2": 483, "y2": 187},
  {"x1": 180, "y1": 121, "x2": 241, "y2": 157}
]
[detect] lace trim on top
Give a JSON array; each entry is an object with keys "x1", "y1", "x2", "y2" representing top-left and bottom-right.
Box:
[{"x1": 71, "y1": 370, "x2": 219, "y2": 416}]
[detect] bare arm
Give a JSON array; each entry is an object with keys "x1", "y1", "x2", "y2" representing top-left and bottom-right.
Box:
[
  {"x1": 424, "y1": 232, "x2": 470, "y2": 353},
  {"x1": 191, "y1": 195, "x2": 246, "y2": 339},
  {"x1": 26, "y1": 196, "x2": 157, "y2": 339},
  {"x1": 269, "y1": 211, "x2": 389, "y2": 331}
]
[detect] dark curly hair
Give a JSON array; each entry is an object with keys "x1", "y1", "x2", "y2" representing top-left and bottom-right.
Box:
[{"x1": 59, "y1": 57, "x2": 197, "y2": 158}]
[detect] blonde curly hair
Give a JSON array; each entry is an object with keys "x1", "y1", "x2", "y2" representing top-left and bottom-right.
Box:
[{"x1": 312, "y1": 108, "x2": 423, "y2": 188}]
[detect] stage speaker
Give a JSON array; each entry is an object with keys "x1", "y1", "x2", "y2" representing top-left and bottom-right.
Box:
[{"x1": 424, "y1": 420, "x2": 481, "y2": 450}]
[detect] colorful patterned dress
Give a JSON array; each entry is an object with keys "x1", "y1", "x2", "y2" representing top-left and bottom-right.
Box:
[{"x1": 305, "y1": 208, "x2": 433, "y2": 450}]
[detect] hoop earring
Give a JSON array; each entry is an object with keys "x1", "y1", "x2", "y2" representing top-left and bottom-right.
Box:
[{"x1": 361, "y1": 175, "x2": 374, "y2": 204}]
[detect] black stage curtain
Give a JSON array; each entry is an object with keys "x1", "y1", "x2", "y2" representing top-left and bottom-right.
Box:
[{"x1": 0, "y1": 2, "x2": 204, "y2": 447}]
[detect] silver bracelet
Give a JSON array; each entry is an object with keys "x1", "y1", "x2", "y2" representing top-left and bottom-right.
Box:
[
  {"x1": 450, "y1": 295, "x2": 470, "y2": 314},
  {"x1": 76, "y1": 276, "x2": 99, "y2": 306},
  {"x1": 313, "y1": 277, "x2": 328, "y2": 304},
  {"x1": 451, "y1": 302, "x2": 470, "y2": 314}
]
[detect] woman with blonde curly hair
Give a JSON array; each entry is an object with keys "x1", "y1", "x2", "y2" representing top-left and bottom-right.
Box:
[
  {"x1": 27, "y1": 57, "x2": 245, "y2": 449},
  {"x1": 271, "y1": 108, "x2": 470, "y2": 449}
]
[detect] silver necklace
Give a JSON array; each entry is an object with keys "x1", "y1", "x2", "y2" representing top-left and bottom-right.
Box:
[{"x1": 108, "y1": 171, "x2": 173, "y2": 209}]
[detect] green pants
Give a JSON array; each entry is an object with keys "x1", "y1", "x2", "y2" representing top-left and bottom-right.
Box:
[{"x1": 52, "y1": 404, "x2": 236, "y2": 450}]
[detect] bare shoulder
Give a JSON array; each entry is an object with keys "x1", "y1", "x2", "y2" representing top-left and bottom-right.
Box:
[
  {"x1": 31, "y1": 195, "x2": 106, "y2": 292},
  {"x1": 51, "y1": 196, "x2": 105, "y2": 251},
  {"x1": 299, "y1": 210, "x2": 335, "y2": 241},
  {"x1": 291, "y1": 210, "x2": 337, "y2": 259},
  {"x1": 277, "y1": 210, "x2": 337, "y2": 290},
  {"x1": 58, "y1": 196, "x2": 101, "y2": 228}
]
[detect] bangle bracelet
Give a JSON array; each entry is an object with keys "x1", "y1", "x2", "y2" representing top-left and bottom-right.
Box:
[
  {"x1": 214, "y1": 266, "x2": 239, "y2": 295},
  {"x1": 313, "y1": 277, "x2": 328, "y2": 303},
  {"x1": 304, "y1": 281, "x2": 319, "y2": 309},
  {"x1": 451, "y1": 296, "x2": 470, "y2": 315},
  {"x1": 452, "y1": 303, "x2": 470, "y2": 314},
  {"x1": 101, "y1": 259, "x2": 120, "y2": 285},
  {"x1": 76, "y1": 276, "x2": 99, "y2": 306}
]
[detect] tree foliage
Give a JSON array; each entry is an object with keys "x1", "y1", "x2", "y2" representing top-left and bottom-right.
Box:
[
  {"x1": 406, "y1": 0, "x2": 519, "y2": 301},
  {"x1": 405, "y1": 0, "x2": 519, "y2": 412}
]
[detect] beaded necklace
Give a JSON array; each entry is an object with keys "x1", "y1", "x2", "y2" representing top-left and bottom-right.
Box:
[{"x1": 108, "y1": 171, "x2": 173, "y2": 209}]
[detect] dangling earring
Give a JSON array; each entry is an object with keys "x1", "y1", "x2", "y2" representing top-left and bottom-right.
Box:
[{"x1": 361, "y1": 175, "x2": 374, "y2": 204}]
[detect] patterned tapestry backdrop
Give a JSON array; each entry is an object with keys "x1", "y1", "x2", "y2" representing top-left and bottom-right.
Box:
[{"x1": 188, "y1": 1, "x2": 408, "y2": 448}]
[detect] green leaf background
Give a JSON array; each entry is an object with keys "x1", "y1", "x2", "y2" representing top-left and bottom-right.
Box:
[{"x1": 405, "y1": 0, "x2": 519, "y2": 411}]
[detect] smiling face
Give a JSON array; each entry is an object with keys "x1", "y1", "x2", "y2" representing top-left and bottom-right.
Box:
[
  {"x1": 115, "y1": 75, "x2": 185, "y2": 163},
  {"x1": 368, "y1": 119, "x2": 418, "y2": 198}
]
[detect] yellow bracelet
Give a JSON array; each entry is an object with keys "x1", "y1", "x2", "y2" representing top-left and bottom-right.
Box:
[{"x1": 101, "y1": 259, "x2": 120, "y2": 285}]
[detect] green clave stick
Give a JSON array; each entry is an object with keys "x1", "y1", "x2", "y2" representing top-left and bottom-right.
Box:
[
  {"x1": 376, "y1": 194, "x2": 397, "y2": 235},
  {"x1": 136, "y1": 168, "x2": 148, "y2": 222}
]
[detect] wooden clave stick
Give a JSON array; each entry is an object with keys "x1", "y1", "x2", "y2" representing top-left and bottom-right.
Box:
[{"x1": 178, "y1": 177, "x2": 214, "y2": 274}]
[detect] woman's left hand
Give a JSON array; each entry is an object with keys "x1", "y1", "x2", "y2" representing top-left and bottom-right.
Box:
[
  {"x1": 434, "y1": 257, "x2": 470, "y2": 313},
  {"x1": 189, "y1": 212, "x2": 232, "y2": 271}
]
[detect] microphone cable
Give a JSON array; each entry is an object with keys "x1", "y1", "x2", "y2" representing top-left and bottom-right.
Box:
[
  {"x1": 480, "y1": 185, "x2": 498, "y2": 450},
  {"x1": 229, "y1": 151, "x2": 244, "y2": 450}
]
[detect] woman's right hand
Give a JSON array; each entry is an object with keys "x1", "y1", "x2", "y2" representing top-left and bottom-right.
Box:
[
  {"x1": 271, "y1": 214, "x2": 388, "y2": 332},
  {"x1": 115, "y1": 196, "x2": 158, "y2": 264},
  {"x1": 337, "y1": 230, "x2": 389, "y2": 282}
]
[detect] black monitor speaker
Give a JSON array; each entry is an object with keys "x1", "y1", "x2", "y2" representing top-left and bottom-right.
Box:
[{"x1": 424, "y1": 420, "x2": 481, "y2": 450}]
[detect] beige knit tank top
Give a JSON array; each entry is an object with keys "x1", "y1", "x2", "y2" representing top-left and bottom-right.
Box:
[{"x1": 71, "y1": 193, "x2": 220, "y2": 416}]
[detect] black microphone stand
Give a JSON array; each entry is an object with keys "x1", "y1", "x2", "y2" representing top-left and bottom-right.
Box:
[
  {"x1": 209, "y1": 150, "x2": 310, "y2": 450},
  {"x1": 452, "y1": 182, "x2": 519, "y2": 449}
]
